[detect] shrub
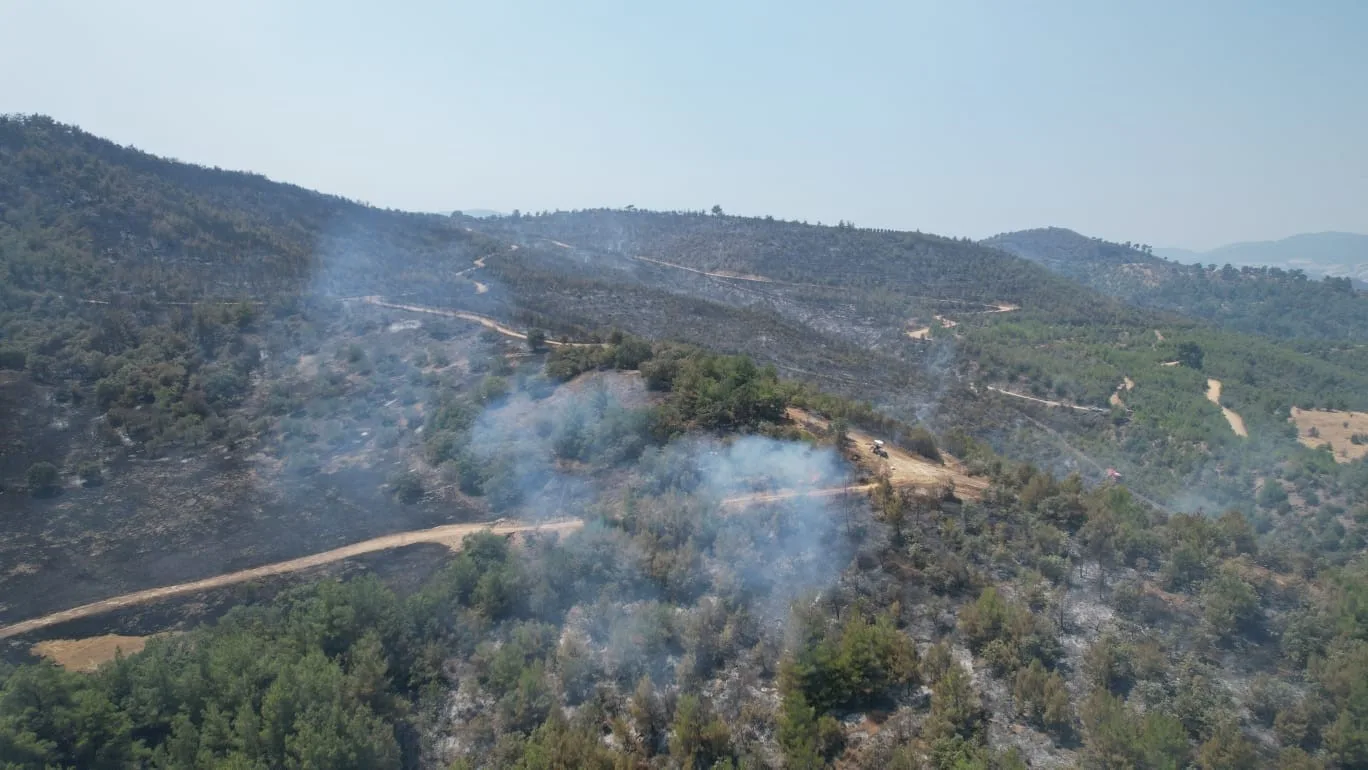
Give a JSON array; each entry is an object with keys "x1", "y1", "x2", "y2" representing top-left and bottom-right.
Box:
[
  {"x1": 0, "y1": 348, "x2": 26, "y2": 370},
  {"x1": 779, "y1": 613, "x2": 918, "y2": 713},
  {"x1": 388, "y1": 470, "x2": 425, "y2": 504},
  {"x1": 77, "y1": 462, "x2": 103, "y2": 487},
  {"x1": 525, "y1": 328, "x2": 547, "y2": 352},
  {"x1": 26, "y1": 462, "x2": 60, "y2": 496}
]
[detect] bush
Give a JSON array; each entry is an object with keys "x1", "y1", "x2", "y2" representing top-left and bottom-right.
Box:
[
  {"x1": 388, "y1": 470, "x2": 425, "y2": 504},
  {"x1": 525, "y1": 328, "x2": 547, "y2": 352},
  {"x1": 0, "y1": 347, "x2": 26, "y2": 370},
  {"x1": 957, "y1": 587, "x2": 1060, "y2": 673},
  {"x1": 77, "y1": 462, "x2": 103, "y2": 487},
  {"x1": 1201, "y1": 568, "x2": 1260, "y2": 641},
  {"x1": 26, "y1": 462, "x2": 60, "y2": 496},
  {"x1": 779, "y1": 613, "x2": 918, "y2": 713}
]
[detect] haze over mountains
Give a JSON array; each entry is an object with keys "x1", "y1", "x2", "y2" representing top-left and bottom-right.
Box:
[
  {"x1": 984, "y1": 227, "x2": 1366, "y2": 341},
  {"x1": 1155, "y1": 232, "x2": 1368, "y2": 285}
]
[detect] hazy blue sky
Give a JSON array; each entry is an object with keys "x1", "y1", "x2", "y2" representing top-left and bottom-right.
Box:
[{"x1": 2, "y1": 0, "x2": 1364, "y2": 249}]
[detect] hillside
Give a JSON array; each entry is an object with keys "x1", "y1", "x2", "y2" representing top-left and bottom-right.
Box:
[
  {"x1": 1156, "y1": 232, "x2": 1368, "y2": 285},
  {"x1": 985, "y1": 227, "x2": 1368, "y2": 341},
  {"x1": 3, "y1": 117, "x2": 1368, "y2": 769}
]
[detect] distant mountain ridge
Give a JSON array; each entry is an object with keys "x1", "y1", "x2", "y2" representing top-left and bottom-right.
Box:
[
  {"x1": 1155, "y1": 231, "x2": 1368, "y2": 285},
  {"x1": 984, "y1": 227, "x2": 1366, "y2": 341}
]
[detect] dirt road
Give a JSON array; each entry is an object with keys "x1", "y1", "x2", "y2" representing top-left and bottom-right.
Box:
[
  {"x1": 986, "y1": 386, "x2": 1108, "y2": 413},
  {"x1": 722, "y1": 484, "x2": 875, "y2": 507},
  {"x1": 786, "y1": 408, "x2": 988, "y2": 498},
  {"x1": 632, "y1": 255, "x2": 789, "y2": 285},
  {"x1": 352, "y1": 297, "x2": 597, "y2": 347},
  {"x1": 1206, "y1": 379, "x2": 1248, "y2": 437},
  {"x1": 0, "y1": 520, "x2": 582, "y2": 640},
  {"x1": 1110, "y1": 377, "x2": 1135, "y2": 408}
]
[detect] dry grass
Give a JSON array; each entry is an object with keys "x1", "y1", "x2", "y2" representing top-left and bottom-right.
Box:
[
  {"x1": 1290, "y1": 407, "x2": 1368, "y2": 463},
  {"x1": 32, "y1": 634, "x2": 154, "y2": 672}
]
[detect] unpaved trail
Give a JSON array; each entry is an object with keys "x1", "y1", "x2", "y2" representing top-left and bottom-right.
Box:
[
  {"x1": 721, "y1": 407, "x2": 988, "y2": 508},
  {"x1": 786, "y1": 408, "x2": 988, "y2": 498},
  {"x1": 722, "y1": 484, "x2": 874, "y2": 507},
  {"x1": 352, "y1": 297, "x2": 597, "y2": 347},
  {"x1": 1110, "y1": 377, "x2": 1134, "y2": 408},
  {"x1": 1154, "y1": 330, "x2": 1165, "y2": 342},
  {"x1": 907, "y1": 304, "x2": 1013, "y2": 341},
  {"x1": 953, "y1": 303, "x2": 1019, "y2": 315},
  {"x1": 632, "y1": 254, "x2": 1021, "y2": 322},
  {"x1": 0, "y1": 520, "x2": 582, "y2": 640},
  {"x1": 631, "y1": 255, "x2": 789, "y2": 284},
  {"x1": 548, "y1": 240, "x2": 573, "y2": 249},
  {"x1": 1206, "y1": 379, "x2": 1248, "y2": 437},
  {"x1": 987, "y1": 386, "x2": 1108, "y2": 413}
]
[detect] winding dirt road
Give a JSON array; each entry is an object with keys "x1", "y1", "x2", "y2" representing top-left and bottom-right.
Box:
[
  {"x1": 986, "y1": 386, "x2": 1109, "y2": 413},
  {"x1": 722, "y1": 485, "x2": 875, "y2": 507},
  {"x1": 0, "y1": 520, "x2": 581, "y2": 640},
  {"x1": 632, "y1": 255, "x2": 791, "y2": 285},
  {"x1": 1206, "y1": 379, "x2": 1248, "y2": 437},
  {"x1": 352, "y1": 297, "x2": 598, "y2": 347}
]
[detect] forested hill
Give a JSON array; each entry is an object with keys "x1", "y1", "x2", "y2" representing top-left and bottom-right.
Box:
[
  {"x1": 475, "y1": 210, "x2": 1120, "y2": 320},
  {"x1": 985, "y1": 227, "x2": 1367, "y2": 341},
  {"x1": 0, "y1": 114, "x2": 501, "y2": 303},
  {"x1": 1157, "y1": 232, "x2": 1368, "y2": 285}
]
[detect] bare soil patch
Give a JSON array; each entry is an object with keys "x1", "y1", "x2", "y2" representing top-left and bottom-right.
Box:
[
  {"x1": 1206, "y1": 379, "x2": 1248, "y2": 437},
  {"x1": 785, "y1": 408, "x2": 987, "y2": 498},
  {"x1": 32, "y1": 634, "x2": 154, "y2": 672},
  {"x1": 1290, "y1": 407, "x2": 1368, "y2": 462}
]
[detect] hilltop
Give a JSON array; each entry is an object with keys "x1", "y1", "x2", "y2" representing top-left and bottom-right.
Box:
[{"x1": 985, "y1": 227, "x2": 1367, "y2": 341}]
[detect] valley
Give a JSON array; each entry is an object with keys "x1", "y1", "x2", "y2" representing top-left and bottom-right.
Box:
[{"x1": 1, "y1": 116, "x2": 1366, "y2": 770}]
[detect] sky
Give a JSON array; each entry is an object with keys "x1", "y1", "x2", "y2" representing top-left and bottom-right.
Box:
[{"x1": 1, "y1": 0, "x2": 1365, "y2": 250}]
